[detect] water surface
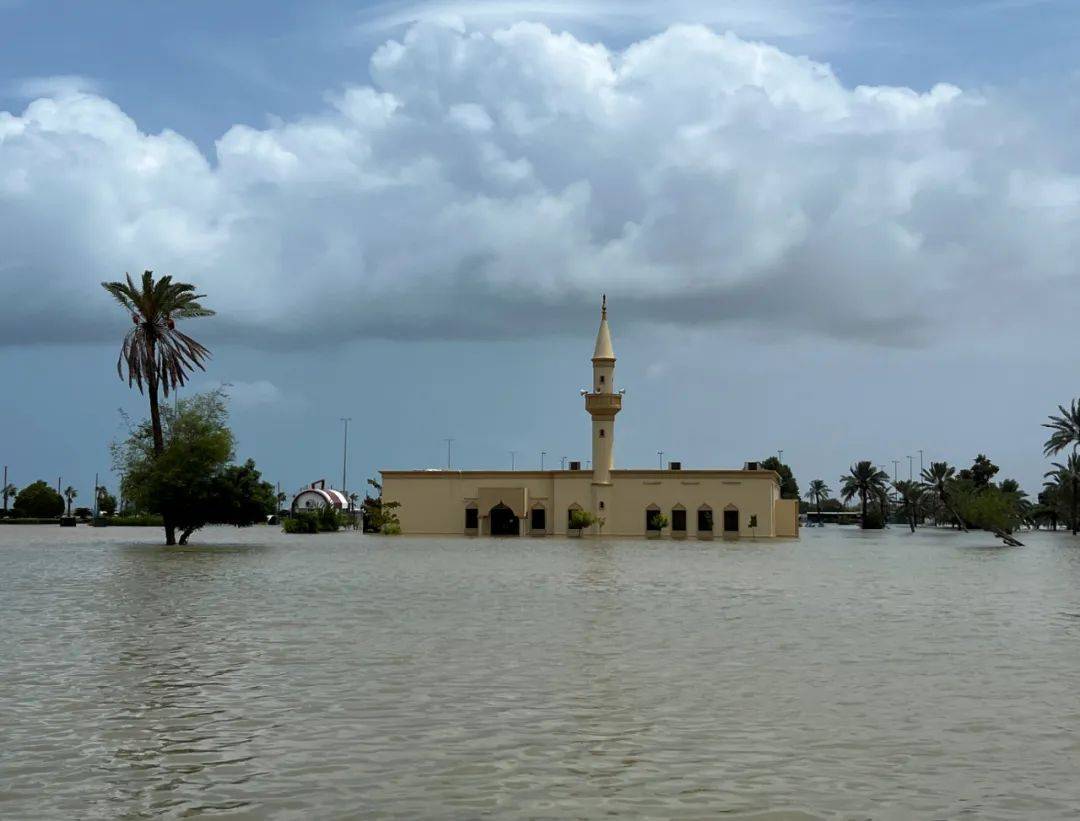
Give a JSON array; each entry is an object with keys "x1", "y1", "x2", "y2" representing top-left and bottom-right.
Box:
[{"x1": 2, "y1": 524, "x2": 1080, "y2": 819}]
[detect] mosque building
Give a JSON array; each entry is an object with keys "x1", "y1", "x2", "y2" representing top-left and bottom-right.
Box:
[{"x1": 380, "y1": 298, "x2": 800, "y2": 539}]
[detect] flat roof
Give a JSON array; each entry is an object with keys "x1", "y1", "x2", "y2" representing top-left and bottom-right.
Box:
[{"x1": 380, "y1": 468, "x2": 780, "y2": 480}]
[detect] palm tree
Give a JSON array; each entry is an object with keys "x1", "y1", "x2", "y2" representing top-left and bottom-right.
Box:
[
  {"x1": 1043, "y1": 400, "x2": 1080, "y2": 535},
  {"x1": 920, "y1": 461, "x2": 966, "y2": 530},
  {"x1": 63, "y1": 486, "x2": 77, "y2": 516},
  {"x1": 839, "y1": 461, "x2": 890, "y2": 528},
  {"x1": 1044, "y1": 454, "x2": 1080, "y2": 535},
  {"x1": 2, "y1": 482, "x2": 16, "y2": 515},
  {"x1": 102, "y1": 271, "x2": 215, "y2": 545},
  {"x1": 804, "y1": 479, "x2": 831, "y2": 524},
  {"x1": 893, "y1": 480, "x2": 924, "y2": 533}
]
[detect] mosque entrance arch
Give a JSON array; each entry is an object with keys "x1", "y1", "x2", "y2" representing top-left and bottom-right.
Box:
[{"x1": 489, "y1": 503, "x2": 520, "y2": 536}]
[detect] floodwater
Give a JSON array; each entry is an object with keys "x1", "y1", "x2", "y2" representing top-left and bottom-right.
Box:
[{"x1": 2, "y1": 525, "x2": 1080, "y2": 819}]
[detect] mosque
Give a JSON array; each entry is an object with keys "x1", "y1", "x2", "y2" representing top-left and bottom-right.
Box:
[{"x1": 380, "y1": 298, "x2": 799, "y2": 539}]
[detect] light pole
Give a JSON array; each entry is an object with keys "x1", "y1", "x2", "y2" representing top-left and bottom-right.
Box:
[
  {"x1": 919, "y1": 449, "x2": 924, "y2": 476},
  {"x1": 561, "y1": 456, "x2": 567, "y2": 470},
  {"x1": 444, "y1": 438, "x2": 454, "y2": 470},
  {"x1": 510, "y1": 451, "x2": 517, "y2": 471},
  {"x1": 778, "y1": 449, "x2": 784, "y2": 464},
  {"x1": 340, "y1": 417, "x2": 351, "y2": 508},
  {"x1": 658, "y1": 450, "x2": 665, "y2": 469},
  {"x1": 540, "y1": 451, "x2": 546, "y2": 471},
  {"x1": 892, "y1": 460, "x2": 899, "y2": 482},
  {"x1": 907, "y1": 455, "x2": 913, "y2": 481}
]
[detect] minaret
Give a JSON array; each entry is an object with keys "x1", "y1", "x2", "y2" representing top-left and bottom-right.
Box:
[{"x1": 584, "y1": 296, "x2": 621, "y2": 531}]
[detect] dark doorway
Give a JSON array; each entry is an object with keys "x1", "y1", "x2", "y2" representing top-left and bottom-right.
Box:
[
  {"x1": 490, "y1": 503, "x2": 520, "y2": 536},
  {"x1": 530, "y1": 507, "x2": 546, "y2": 531},
  {"x1": 723, "y1": 509, "x2": 739, "y2": 533}
]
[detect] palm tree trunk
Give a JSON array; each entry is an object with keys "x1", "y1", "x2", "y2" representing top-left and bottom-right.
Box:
[
  {"x1": 816, "y1": 498, "x2": 822, "y2": 523},
  {"x1": 1073, "y1": 476, "x2": 1078, "y2": 536},
  {"x1": 147, "y1": 369, "x2": 176, "y2": 546},
  {"x1": 860, "y1": 490, "x2": 867, "y2": 528}
]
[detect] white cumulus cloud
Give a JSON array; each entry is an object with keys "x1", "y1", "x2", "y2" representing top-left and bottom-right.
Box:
[{"x1": 1, "y1": 21, "x2": 1079, "y2": 349}]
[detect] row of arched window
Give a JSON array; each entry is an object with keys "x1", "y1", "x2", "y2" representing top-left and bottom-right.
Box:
[{"x1": 464, "y1": 501, "x2": 743, "y2": 533}]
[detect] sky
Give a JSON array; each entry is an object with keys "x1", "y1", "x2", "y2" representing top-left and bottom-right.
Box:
[{"x1": 2, "y1": 0, "x2": 1080, "y2": 503}]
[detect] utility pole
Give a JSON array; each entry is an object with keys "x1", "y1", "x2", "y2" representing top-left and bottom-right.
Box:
[
  {"x1": 540, "y1": 451, "x2": 546, "y2": 471},
  {"x1": 658, "y1": 450, "x2": 665, "y2": 469},
  {"x1": 444, "y1": 438, "x2": 454, "y2": 470},
  {"x1": 340, "y1": 417, "x2": 351, "y2": 508},
  {"x1": 510, "y1": 451, "x2": 517, "y2": 471}
]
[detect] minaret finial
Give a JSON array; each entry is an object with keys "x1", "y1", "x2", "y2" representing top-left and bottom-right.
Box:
[{"x1": 601, "y1": 294, "x2": 607, "y2": 319}]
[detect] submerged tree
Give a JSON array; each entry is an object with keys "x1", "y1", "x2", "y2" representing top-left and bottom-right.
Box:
[
  {"x1": 920, "y1": 461, "x2": 965, "y2": 529},
  {"x1": 892, "y1": 479, "x2": 924, "y2": 533},
  {"x1": 839, "y1": 461, "x2": 890, "y2": 529},
  {"x1": 113, "y1": 389, "x2": 273, "y2": 545},
  {"x1": 760, "y1": 457, "x2": 800, "y2": 500},
  {"x1": 102, "y1": 271, "x2": 215, "y2": 545},
  {"x1": 2, "y1": 481, "x2": 17, "y2": 515},
  {"x1": 1043, "y1": 400, "x2": 1080, "y2": 535},
  {"x1": 804, "y1": 479, "x2": 831, "y2": 523},
  {"x1": 1044, "y1": 454, "x2": 1080, "y2": 536},
  {"x1": 63, "y1": 486, "x2": 77, "y2": 516}
]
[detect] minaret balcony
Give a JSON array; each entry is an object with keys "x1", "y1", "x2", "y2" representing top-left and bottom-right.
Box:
[{"x1": 585, "y1": 392, "x2": 622, "y2": 418}]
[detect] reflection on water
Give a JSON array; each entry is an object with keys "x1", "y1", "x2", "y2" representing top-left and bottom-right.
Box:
[{"x1": 2, "y1": 525, "x2": 1080, "y2": 818}]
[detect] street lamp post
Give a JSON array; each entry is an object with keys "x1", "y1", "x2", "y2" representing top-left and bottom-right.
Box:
[
  {"x1": 561, "y1": 456, "x2": 567, "y2": 470},
  {"x1": 510, "y1": 451, "x2": 517, "y2": 471},
  {"x1": 777, "y1": 449, "x2": 784, "y2": 464},
  {"x1": 444, "y1": 438, "x2": 454, "y2": 470},
  {"x1": 340, "y1": 417, "x2": 351, "y2": 508},
  {"x1": 907, "y1": 455, "x2": 913, "y2": 481},
  {"x1": 919, "y1": 449, "x2": 924, "y2": 475},
  {"x1": 540, "y1": 451, "x2": 546, "y2": 471},
  {"x1": 658, "y1": 450, "x2": 665, "y2": 469}
]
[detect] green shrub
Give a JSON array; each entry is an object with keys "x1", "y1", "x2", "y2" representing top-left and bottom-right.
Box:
[
  {"x1": 283, "y1": 510, "x2": 320, "y2": 534},
  {"x1": 381, "y1": 522, "x2": 402, "y2": 535},
  {"x1": 569, "y1": 509, "x2": 595, "y2": 530},
  {"x1": 648, "y1": 513, "x2": 669, "y2": 531}
]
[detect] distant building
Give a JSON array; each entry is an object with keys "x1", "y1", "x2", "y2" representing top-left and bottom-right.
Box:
[
  {"x1": 291, "y1": 480, "x2": 349, "y2": 513},
  {"x1": 382, "y1": 298, "x2": 799, "y2": 539}
]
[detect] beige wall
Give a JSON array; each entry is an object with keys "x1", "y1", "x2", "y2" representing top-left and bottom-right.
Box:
[
  {"x1": 381, "y1": 469, "x2": 792, "y2": 539},
  {"x1": 773, "y1": 498, "x2": 800, "y2": 538}
]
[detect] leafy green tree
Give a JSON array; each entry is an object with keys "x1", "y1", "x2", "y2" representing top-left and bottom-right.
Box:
[
  {"x1": 892, "y1": 480, "x2": 925, "y2": 533},
  {"x1": 112, "y1": 390, "x2": 272, "y2": 545},
  {"x1": 1043, "y1": 400, "x2": 1080, "y2": 535},
  {"x1": 95, "y1": 486, "x2": 118, "y2": 517},
  {"x1": 804, "y1": 479, "x2": 831, "y2": 522},
  {"x1": 102, "y1": 271, "x2": 215, "y2": 545},
  {"x1": 359, "y1": 477, "x2": 402, "y2": 534},
  {"x1": 839, "y1": 461, "x2": 889, "y2": 528},
  {"x1": 13, "y1": 481, "x2": 64, "y2": 518},
  {"x1": 959, "y1": 454, "x2": 1000, "y2": 489},
  {"x1": 760, "y1": 457, "x2": 799, "y2": 499},
  {"x1": 63, "y1": 485, "x2": 78, "y2": 516},
  {"x1": 207, "y1": 459, "x2": 276, "y2": 528}
]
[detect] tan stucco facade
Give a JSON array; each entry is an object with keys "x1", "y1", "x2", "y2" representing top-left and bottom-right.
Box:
[{"x1": 380, "y1": 297, "x2": 799, "y2": 540}]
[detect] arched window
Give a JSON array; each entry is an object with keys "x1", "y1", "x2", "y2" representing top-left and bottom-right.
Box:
[
  {"x1": 723, "y1": 504, "x2": 739, "y2": 533},
  {"x1": 671, "y1": 504, "x2": 687, "y2": 532},
  {"x1": 645, "y1": 503, "x2": 662, "y2": 532},
  {"x1": 697, "y1": 504, "x2": 713, "y2": 532}
]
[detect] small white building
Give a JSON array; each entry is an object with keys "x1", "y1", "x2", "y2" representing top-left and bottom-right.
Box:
[{"x1": 291, "y1": 480, "x2": 349, "y2": 513}]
